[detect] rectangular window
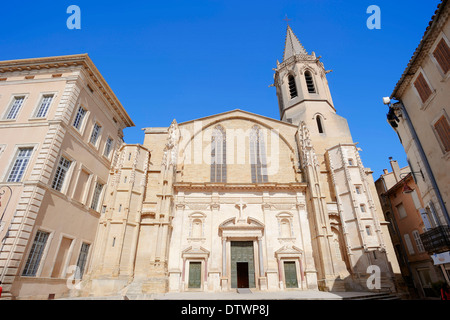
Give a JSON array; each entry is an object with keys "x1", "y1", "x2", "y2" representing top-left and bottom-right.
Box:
[
  {"x1": 73, "y1": 106, "x2": 87, "y2": 130},
  {"x1": 90, "y1": 182, "x2": 104, "y2": 211},
  {"x1": 75, "y1": 243, "x2": 90, "y2": 280},
  {"x1": 396, "y1": 203, "x2": 407, "y2": 219},
  {"x1": 7, "y1": 147, "x2": 33, "y2": 182},
  {"x1": 365, "y1": 226, "x2": 372, "y2": 236},
  {"x1": 5, "y1": 96, "x2": 25, "y2": 119},
  {"x1": 404, "y1": 233, "x2": 415, "y2": 255},
  {"x1": 104, "y1": 137, "x2": 113, "y2": 158},
  {"x1": 412, "y1": 230, "x2": 425, "y2": 253},
  {"x1": 433, "y1": 38, "x2": 450, "y2": 74},
  {"x1": 434, "y1": 115, "x2": 450, "y2": 152},
  {"x1": 90, "y1": 123, "x2": 102, "y2": 145},
  {"x1": 35, "y1": 95, "x2": 53, "y2": 118},
  {"x1": 413, "y1": 73, "x2": 433, "y2": 103},
  {"x1": 22, "y1": 231, "x2": 50, "y2": 277},
  {"x1": 52, "y1": 156, "x2": 71, "y2": 192},
  {"x1": 355, "y1": 185, "x2": 362, "y2": 194},
  {"x1": 360, "y1": 204, "x2": 366, "y2": 213}
]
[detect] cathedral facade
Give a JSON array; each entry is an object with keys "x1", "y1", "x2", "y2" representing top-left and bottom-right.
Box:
[{"x1": 82, "y1": 26, "x2": 401, "y2": 297}]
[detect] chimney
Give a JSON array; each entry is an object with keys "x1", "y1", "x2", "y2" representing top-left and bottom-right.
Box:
[
  {"x1": 389, "y1": 157, "x2": 401, "y2": 182},
  {"x1": 383, "y1": 169, "x2": 389, "y2": 175}
]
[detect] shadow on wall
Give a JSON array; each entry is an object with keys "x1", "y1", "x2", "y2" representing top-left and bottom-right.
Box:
[{"x1": 330, "y1": 248, "x2": 409, "y2": 297}]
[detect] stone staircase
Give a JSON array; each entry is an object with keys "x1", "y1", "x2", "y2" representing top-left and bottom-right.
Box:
[{"x1": 343, "y1": 292, "x2": 401, "y2": 300}]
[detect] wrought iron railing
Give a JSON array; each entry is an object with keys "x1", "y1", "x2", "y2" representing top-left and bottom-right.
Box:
[{"x1": 420, "y1": 225, "x2": 450, "y2": 254}]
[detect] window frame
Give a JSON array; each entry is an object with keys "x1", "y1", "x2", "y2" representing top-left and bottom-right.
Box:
[
  {"x1": 51, "y1": 155, "x2": 73, "y2": 193},
  {"x1": 72, "y1": 105, "x2": 88, "y2": 133},
  {"x1": 431, "y1": 110, "x2": 450, "y2": 154},
  {"x1": 429, "y1": 32, "x2": 450, "y2": 77},
  {"x1": 2, "y1": 95, "x2": 27, "y2": 120},
  {"x1": 30, "y1": 93, "x2": 56, "y2": 119},
  {"x1": 90, "y1": 179, "x2": 105, "y2": 212},
  {"x1": 5, "y1": 146, "x2": 35, "y2": 183},
  {"x1": 411, "y1": 69, "x2": 435, "y2": 107},
  {"x1": 22, "y1": 229, "x2": 52, "y2": 277},
  {"x1": 89, "y1": 122, "x2": 102, "y2": 148},
  {"x1": 210, "y1": 125, "x2": 227, "y2": 183}
]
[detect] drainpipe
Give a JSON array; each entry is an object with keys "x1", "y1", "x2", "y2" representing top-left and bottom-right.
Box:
[{"x1": 392, "y1": 100, "x2": 450, "y2": 226}]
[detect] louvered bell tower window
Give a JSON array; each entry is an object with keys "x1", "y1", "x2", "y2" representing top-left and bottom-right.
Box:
[
  {"x1": 305, "y1": 71, "x2": 316, "y2": 93},
  {"x1": 288, "y1": 75, "x2": 298, "y2": 99}
]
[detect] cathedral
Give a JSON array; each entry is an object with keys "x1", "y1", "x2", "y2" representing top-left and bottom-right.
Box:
[{"x1": 82, "y1": 25, "x2": 401, "y2": 297}]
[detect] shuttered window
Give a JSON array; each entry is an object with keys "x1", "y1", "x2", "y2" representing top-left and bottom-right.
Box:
[
  {"x1": 413, "y1": 73, "x2": 433, "y2": 103},
  {"x1": 305, "y1": 71, "x2": 316, "y2": 93},
  {"x1": 433, "y1": 38, "x2": 450, "y2": 74},
  {"x1": 434, "y1": 115, "x2": 450, "y2": 152}
]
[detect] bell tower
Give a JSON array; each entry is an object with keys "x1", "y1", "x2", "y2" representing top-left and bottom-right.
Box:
[{"x1": 273, "y1": 24, "x2": 353, "y2": 153}]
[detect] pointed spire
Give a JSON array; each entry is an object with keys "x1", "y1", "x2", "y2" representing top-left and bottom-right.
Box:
[{"x1": 283, "y1": 24, "x2": 307, "y2": 61}]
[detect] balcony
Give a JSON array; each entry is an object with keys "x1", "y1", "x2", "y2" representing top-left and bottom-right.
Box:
[{"x1": 420, "y1": 225, "x2": 450, "y2": 254}]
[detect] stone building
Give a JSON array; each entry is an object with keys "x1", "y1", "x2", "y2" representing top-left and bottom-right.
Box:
[
  {"x1": 80, "y1": 25, "x2": 402, "y2": 297},
  {"x1": 384, "y1": 0, "x2": 450, "y2": 283},
  {"x1": 375, "y1": 158, "x2": 446, "y2": 298},
  {"x1": 0, "y1": 54, "x2": 134, "y2": 299}
]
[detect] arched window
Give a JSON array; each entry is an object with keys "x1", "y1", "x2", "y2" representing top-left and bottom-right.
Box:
[
  {"x1": 316, "y1": 115, "x2": 324, "y2": 133},
  {"x1": 250, "y1": 126, "x2": 268, "y2": 183},
  {"x1": 211, "y1": 125, "x2": 226, "y2": 182},
  {"x1": 305, "y1": 71, "x2": 316, "y2": 94},
  {"x1": 288, "y1": 75, "x2": 298, "y2": 99}
]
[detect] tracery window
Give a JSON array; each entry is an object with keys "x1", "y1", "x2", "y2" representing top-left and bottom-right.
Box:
[
  {"x1": 250, "y1": 126, "x2": 268, "y2": 183},
  {"x1": 210, "y1": 125, "x2": 226, "y2": 182}
]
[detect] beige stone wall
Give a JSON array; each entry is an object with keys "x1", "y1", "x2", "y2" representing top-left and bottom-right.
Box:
[{"x1": 0, "y1": 55, "x2": 133, "y2": 300}]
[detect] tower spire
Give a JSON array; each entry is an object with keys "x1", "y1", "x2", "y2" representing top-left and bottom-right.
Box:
[{"x1": 282, "y1": 23, "x2": 307, "y2": 61}]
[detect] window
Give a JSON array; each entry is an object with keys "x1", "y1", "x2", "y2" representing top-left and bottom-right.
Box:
[
  {"x1": 305, "y1": 71, "x2": 316, "y2": 93},
  {"x1": 316, "y1": 116, "x2": 324, "y2": 133},
  {"x1": 433, "y1": 115, "x2": 450, "y2": 152},
  {"x1": 413, "y1": 73, "x2": 433, "y2": 103},
  {"x1": 280, "y1": 218, "x2": 292, "y2": 238},
  {"x1": 288, "y1": 75, "x2": 298, "y2": 99},
  {"x1": 210, "y1": 126, "x2": 226, "y2": 183},
  {"x1": 412, "y1": 230, "x2": 425, "y2": 253},
  {"x1": 348, "y1": 158, "x2": 354, "y2": 166},
  {"x1": 365, "y1": 226, "x2": 372, "y2": 236},
  {"x1": 104, "y1": 137, "x2": 114, "y2": 158},
  {"x1": 22, "y1": 230, "x2": 50, "y2": 276},
  {"x1": 90, "y1": 182, "x2": 104, "y2": 211},
  {"x1": 250, "y1": 126, "x2": 268, "y2": 183},
  {"x1": 360, "y1": 204, "x2": 366, "y2": 213},
  {"x1": 404, "y1": 233, "x2": 415, "y2": 255},
  {"x1": 51, "y1": 156, "x2": 71, "y2": 192},
  {"x1": 433, "y1": 38, "x2": 450, "y2": 74},
  {"x1": 90, "y1": 123, "x2": 102, "y2": 146},
  {"x1": 75, "y1": 243, "x2": 90, "y2": 280},
  {"x1": 35, "y1": 95, "x2": 53, "y2": 118},
  {"x1": 355, "y1": 185, "x2": 362, "y2": 194},
  {"x1": 73, "y1": 106, "x2": 87, "y2": 130},
  {"x1": 5, "y1": 96, "x2": 25, "y2": 119},
  {"x1": 396, "y1": 203, "x2": 407, "y2": 219},
  {"x1": 7, "y1": 147, "x2": 33, "y2": 182}
]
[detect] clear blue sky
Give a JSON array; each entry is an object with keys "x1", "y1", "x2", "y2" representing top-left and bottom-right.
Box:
[{"x1": 0, "y1": 0, "x2": 441, "y2": 178}]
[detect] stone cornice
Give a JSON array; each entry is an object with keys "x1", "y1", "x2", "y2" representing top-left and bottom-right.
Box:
[
  {"x1": 0, "y1": 54, "x2": 135, "y2": 128},
  {"x1": 173, "y1": 182, "x2": 307, "y2": 191}
]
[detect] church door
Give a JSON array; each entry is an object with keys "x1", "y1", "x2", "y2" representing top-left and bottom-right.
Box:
[
  {"x1": 284, "y1": 261, "x2": 298, "y2": 288},
  {"x1": 231, "y1": 241, "x2": 255, "y2": 288},
  {"x1": 188, "y1": 261, "x2": 202, "y2": 289}
]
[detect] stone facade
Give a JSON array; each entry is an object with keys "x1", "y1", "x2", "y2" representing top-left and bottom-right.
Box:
[
  {"x1": 79, "y1": 25, "x2": 402, "y2": 298},
  {"x1": 0, "y1": 54, "x2": 134, "y2": 299}
]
